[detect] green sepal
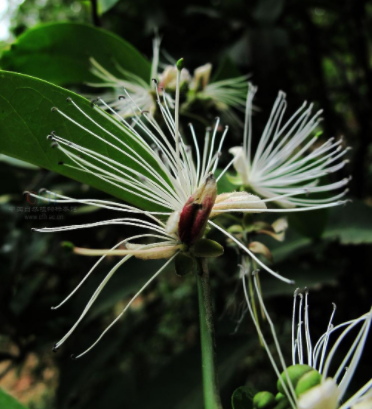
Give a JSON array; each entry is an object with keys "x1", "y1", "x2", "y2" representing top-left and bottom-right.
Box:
[
  {"x1": 190, "y1": 239, "x2": 224, "y2": 258},
  {"x1": 295, "y1": 369, "x2": 321, "y2": 397},
  {"x1": 277, "y1": 364, "x2": 313, "y2": 395},
  {"x1": 253, "y1": 391, "x2": 276, "y2": 408},
  {"x1": 174, "y1": 253, "x2": 196, "y2": 276}
]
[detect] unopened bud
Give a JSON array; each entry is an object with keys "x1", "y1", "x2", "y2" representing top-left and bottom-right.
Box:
[
  {"x1": 178, "y1": 174, "x2": 217, "y2": 245},
  {"x1": 210, "y1": 191, "x2": 266, "y2": 218},
  {"x1": 298, "y1": 378, "x2": 339, "y2": 409},
  {"x1": 277, "y1": 364, "x2": 313, "y2": 395},
  {"x1": 253, "y1": 391, "x2": 276, "y2": 409},
  {"x1": 295, "y1": 370, "x2": 322, "y2": 397}
]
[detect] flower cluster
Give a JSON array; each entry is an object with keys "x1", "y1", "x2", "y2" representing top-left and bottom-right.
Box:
[
  {"x1": 29, "y1": 56, "x2": 352, "y2": 362},
  {"x1": 87, "y1": 38, "x2": 248, "y2": 126},
  {"x1": 229, "y1": 84, "x2": 350, "y2": 208}
]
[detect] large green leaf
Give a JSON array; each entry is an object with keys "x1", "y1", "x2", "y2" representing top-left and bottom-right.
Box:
[
  {"x1": 0, "y1": 389, "x2": 28, "y2": 409},
  {"x1": 322, "y1": 200, "x2": 372, "y2": 244},
  {"x1": 99, "y1": 0, "x2": 121, "y2": 14},
  {"x1": 0, "y1": 22, "x2": 151, "y2": 86},
  {"x1": 0, "y1": 70, "x2": 167, "y2": 211}
]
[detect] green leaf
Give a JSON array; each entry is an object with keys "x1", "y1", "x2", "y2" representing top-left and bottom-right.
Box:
[
  {"x1": 216, "y1": 170, "x2": 238, "y2": 194},
  {"x1": 212, "y1": 57, "x2": 242, "y2": 82},
  {"x1": 231, "y1": 386, "x2": 255, "y2": 409},
  {"x1": 288, "y1": 209, "x2": 328, "y2": 240},
  {"x1": 1, "y1": 22, "x2": 151, "y2": 86},
  {"x1": 322, "y1": 200, "x2": 372, "y2": 244},
  {"x1": 0, "y1": 389, "x2": 28, "y2": 409},
  {"x1": 98, "y1": 0, "x2": 120, "y2": 14},
  {"x1": 0, "y1": 70, "x2": 166, "y2": 211}
]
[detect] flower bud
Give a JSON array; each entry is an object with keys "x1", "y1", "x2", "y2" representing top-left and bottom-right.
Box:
[
  {"x1": 295, "y1": 370, "x2": 322, "y2": 398},
  {"x1": 210, "y1": 191, "x2": 266, "y2": 218},
  {"x1": 298, "y1": 378, "x2": 339, "y2": 409},
  {"x1": 253, "y1": 391, "x2": 276, "y2": 409},
  {"x1": 178, "y1": 174, "x2": 217, "y2": 245},
  {"x1": 277, "y1": 364, "x2": 313, "y2": 395}
]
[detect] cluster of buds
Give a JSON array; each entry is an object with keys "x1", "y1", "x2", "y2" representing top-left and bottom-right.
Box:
[{"x1": 253, "y1": 364, "x2": 332, "y2": 409}]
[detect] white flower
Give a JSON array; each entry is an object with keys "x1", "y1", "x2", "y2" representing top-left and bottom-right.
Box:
[
  {"x1": 30, "y1": 62, "x2": 286, "y2": 358},
  {"x1": 297, "y1": 378, "x2": 339, "y2": 409},
  {"x1": 187, "y1": 62, "x2": 249, "y2": 127},
  {"x1": 229, "y1": 84, "x2": 351, "y2": 208},
  {"x1": 87, "y1": 37, "x2": 173, "y2": 117},
  {"x1": 28, "y1": 62, "x2": 351, "y2": 357},
  {"x1": 242, "y1": 270, "x2": 372, "y2": 409}
]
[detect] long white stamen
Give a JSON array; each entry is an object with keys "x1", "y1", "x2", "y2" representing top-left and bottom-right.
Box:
[
  {"x1": 73, "y1": 253, "x2": 177, "y2": 359},
  {"x1": 304, "y1": 288, "x2": 313, "y2": 367},
  {"x1": 319, "y1": 303, "x2": 337, "y2": 373},
  {"x1": 292, "y1": 288, "x2": 299, "y2": 365},
  {"x1": 209, "y1": 220, "x2": 294, "y2": 284},
  {"x1": 297, "y1": 294, "x2": 304, "y2": 364},
  {"x1": 54, "y1": 254, "x2": 132, "y2": 350},
  {"x1": 242, "y1": 273, "x2": 297, "y2": 409},
  {"x1": 175, "y1": 63, "x2": 182, "y2": 176}
]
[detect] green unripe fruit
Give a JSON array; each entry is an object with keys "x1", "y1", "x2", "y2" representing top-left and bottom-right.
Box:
[
  {"x1": 295, "y1": 369, "x2": 322, "y2": 397},
  {"x1": 275, "y1": 393, "x2": 286, "y2": 402},
  {"x1": 253, "y1": 391, "x2": 276, "y2": 408},
  {"x1": 273, "y1": 393, "x2": 291, "y2": 409},
  {"x1": 277, "y1": 364, "x2": 313, "y2": 394}
]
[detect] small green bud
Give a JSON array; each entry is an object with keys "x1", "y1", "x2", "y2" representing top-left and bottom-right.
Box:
[
  {"x1": 295, "y1": 369, "x2": 322, "y2": 397},
  {"x1": 275, "y1": 393, "x2": 286, "y2": 402},
  {"x1": 176, "y1": 58, "x2": 184, "y2": 71},
  {"x1": 277, "y1": 364, "x2": 313, "y2": 394},
  {"x1": 175, "y1": 253, "x2": 196, "y2": 276},
  {"x1": 273, "y1": 393, "x2": 291, "y2": 409},
  {"x1": 191, "y1": 238, "x2": 224, "y2": 258},
  {"x1": 253, "y1": 391, "x2": 276, "y2": 409}
]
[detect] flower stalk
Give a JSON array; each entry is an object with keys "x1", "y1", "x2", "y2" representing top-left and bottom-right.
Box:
[{"x1": 196, "y1": 258, "x2": 223, "y2": 409}]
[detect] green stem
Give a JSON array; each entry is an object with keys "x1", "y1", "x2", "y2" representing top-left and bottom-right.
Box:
[{"x1": 196, "y1": 258, "x2": 223, "y2": 409}]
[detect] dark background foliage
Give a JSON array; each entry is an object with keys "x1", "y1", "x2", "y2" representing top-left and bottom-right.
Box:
[{"x1": 0, "y1": 0, "x2": 371, "y2": 408}]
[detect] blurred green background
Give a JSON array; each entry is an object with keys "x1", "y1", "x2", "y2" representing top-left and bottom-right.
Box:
[{"x1": 0, "y1": 1, "x2": 371, "y2": 408}]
